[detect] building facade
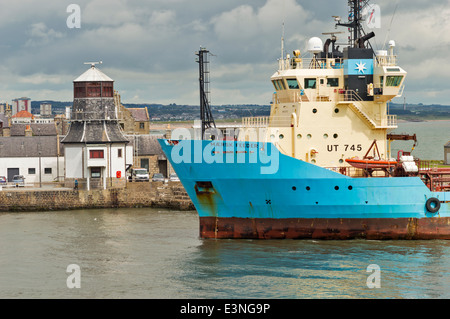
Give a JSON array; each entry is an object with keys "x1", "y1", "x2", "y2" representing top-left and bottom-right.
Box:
[
  {"x1": 61, "y1": 63, "x2": 132, "y2": 190},
  {"x1": 12, "y1": 97, "x2": 31, "y2": 115}
]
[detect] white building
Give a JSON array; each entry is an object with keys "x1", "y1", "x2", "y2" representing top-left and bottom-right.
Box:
[
  {"x1": 0, "y1": 136, "x2": 64, "y2": 185},
  {"x1": 61, "y1": 63, "x2": 132, "y2": 190},
  {"x1": 40, "y1": 103, "x2": 52, "y2": 116}
]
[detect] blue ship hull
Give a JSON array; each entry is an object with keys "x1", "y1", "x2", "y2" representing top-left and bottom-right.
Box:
[{"x1": 159, "y1": 139, "x2": 450, "y2": 239}]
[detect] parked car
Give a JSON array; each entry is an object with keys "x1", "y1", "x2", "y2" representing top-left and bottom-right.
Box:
[
  {"x1": 12, "y1": 175, "x2": 25, "y2": 187},
  {"x1": 152, "y1": 173, "x2": 165, "y2": 182},
  {"x1": 131, "y1": 168, "x2": 149, "y2": 182},
  {"x1": 169, "y1": 173, "x2": 180, "y2": 182},
  {"x1": 0, "y1": 176, "x2": 6, "y2": 184}
]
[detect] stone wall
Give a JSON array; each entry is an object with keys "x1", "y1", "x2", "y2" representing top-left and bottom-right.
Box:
[{"x1": 0, "y1": 181, "x2": 194, "y2": 212}]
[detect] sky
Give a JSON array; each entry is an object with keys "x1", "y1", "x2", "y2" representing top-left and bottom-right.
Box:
[{"x1": 0, "y1": 0, "x2": 449, "y2": 106}]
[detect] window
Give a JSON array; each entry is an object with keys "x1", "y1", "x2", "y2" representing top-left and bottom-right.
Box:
[
  {"x1": 272, "y1": 80, "x2": 280, "y2": 91},
  {"x1": 286, "y1": 78, "x2": 299, "y2": 89},
  {"x1": 91, "y1": 167, "x2": 101, "y2": 178},
  {"x1": 386, "y1": 76, "x2": 403, "y2": 87},
  {"x1": 118, "y1": 149, "x2": 122, "y2": 158},
  {"x1": 141, "y1": 158, "x2": 149, "y2": 171},
  {"x1": 277, "y1": 80, "x2": 286, "y2": 90},
  {"x1": 44, "y1": 168, "x2": 52, "y2": 174},
  {"x1": 304, "y1": 78, "x2": 316, "y2": 89},
  {"x1": 90, "y1": 150, "x2": 104, "y2": 158},
  {"x1": 28, "y1": 168, "x2": 36, "y2": 174},
  {"x1": 139, "y1": 123, "x2": 145, "y2": 129},
  {"x1": 327, "y1": 78, "x2": 339, "y2": 87}
]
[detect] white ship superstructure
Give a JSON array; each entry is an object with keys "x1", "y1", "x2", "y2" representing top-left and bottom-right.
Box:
[{"x1": 240, "y1": 13, "x2": 407, "y2": 172}]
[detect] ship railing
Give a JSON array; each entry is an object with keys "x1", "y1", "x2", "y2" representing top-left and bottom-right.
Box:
[
  {"x1": 374, "y1": 55, "x2": 397, "y2": 67},
  {"x1": 242, "y1": 116, "x2": 269, "y2": 128},
  {"x1": 387, "y1": 115, "x2": 397, "y2": 127},
  {"x1": 273, "y1": 91, "x2": 306, "y2": 104},
  {"x1": 325, "y1": 166, "x2": 393, "y2": 178},
  {"x1": 338, "y1": 90, "x2": 364, "y2": 102},
  {"x1": 279, "y1": 57, "x2": 344, "y2": 70},
  {"x1": 242, "y1": 115, "x2": 294, "y2": 128}
]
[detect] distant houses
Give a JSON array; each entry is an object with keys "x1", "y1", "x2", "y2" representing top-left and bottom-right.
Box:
[{"x1": 0, "y1": 66, "x2": 169, "y2": 188}]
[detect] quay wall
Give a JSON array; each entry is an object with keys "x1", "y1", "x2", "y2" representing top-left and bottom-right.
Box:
[{"x1": 0, "y1": 182, "x2": 194, "y2": 212}]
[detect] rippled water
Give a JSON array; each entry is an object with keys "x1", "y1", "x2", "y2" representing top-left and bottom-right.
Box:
[
  {"x1": 0, "y1": 208, "x2": 449, "y2": 299},
  {"x1": 391, "y1": 120, "x2": 450, "y2": 160}
]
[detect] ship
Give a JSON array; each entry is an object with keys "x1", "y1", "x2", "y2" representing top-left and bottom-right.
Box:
[{"x1": 159, "y1": 0, "x2": 450, "y2": 239}]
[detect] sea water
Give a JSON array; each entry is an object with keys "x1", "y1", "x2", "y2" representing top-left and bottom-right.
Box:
[{"x1": 1, "y1": 208, "x2": 449, "y2": 299}]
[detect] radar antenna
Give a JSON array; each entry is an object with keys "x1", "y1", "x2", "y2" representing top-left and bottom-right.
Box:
[{"x1": 84, "y1": 61, "x2": 103, "y2": 68}]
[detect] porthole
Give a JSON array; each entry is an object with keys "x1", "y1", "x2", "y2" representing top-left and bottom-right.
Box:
[
  {"x1": 339, "y1": 159, "x2": 344, "y2": 164},
  {"x1": 348, "y1": 186, "x2": 353, "y2": 190},
  {"x1": 334, "y1": 108, "x2": 340, "y2": 113},
  {"x1": 270, "y1": 134, "x2": 275, "y2": 139},
  {"x1": 279, "y1": 134, "x2": 284, "y2": 139},
  {"x1": 307, "y1": 134, "x2": 312, "y2": 139},
  {"x1": 306, "y1": 186, "x2": 311, "y2": 191},
  {"x1": 323, "y1": 134, "x2": 328, "y2": 139},
  {"x1": 334, "y1": 186, "x2": 339, "y2": 190},
  {"x1": 292, "y1": 186, "x2": 297, "y2": 191},
  {"x1": 311, "y1": 159, "x2": 316, "y2": 164},
  {"x1": 297, "y1": 134, "x2": 302, "y2": 139},
  {"x1": 333, "y1": 133, "x2": 338, "y2": 139},
  {"x1": 313, "y1": 108, "x2": 317, "y2": 113}
]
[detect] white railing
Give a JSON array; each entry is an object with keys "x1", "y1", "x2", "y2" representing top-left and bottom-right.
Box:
[
  {"x1": 278, "y1": 57, "x2": 344, "y2": 70},
  {"x1": 242, "y1": 116, "x2": 269, "y2": 127},
  {"x1": 374, "y1": 55, "x2": 397, "y2": 67}
]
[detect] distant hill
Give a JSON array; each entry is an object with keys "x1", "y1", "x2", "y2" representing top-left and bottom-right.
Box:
[{"x1": 30, "y1": 100, "x2": 450, "y2": 121}]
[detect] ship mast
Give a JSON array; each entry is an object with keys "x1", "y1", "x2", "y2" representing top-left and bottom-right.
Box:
[
  {"x1": 336, "y1": 0, "x2": 374, "y2": 48},
  {"x1": 195, "y1": 47, "x2": 216, "y2": 139}
]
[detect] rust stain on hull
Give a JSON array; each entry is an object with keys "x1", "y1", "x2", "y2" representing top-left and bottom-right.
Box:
[{"x1": 199, "y1": 217, "x2": 450, "y2": 240}]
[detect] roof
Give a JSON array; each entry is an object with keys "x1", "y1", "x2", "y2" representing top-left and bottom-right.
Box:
[
  {"x1": 61, "y1": 120, "x2": 128, "y2": 144},
  {"x1": 125, "y1": 134, "x2": 165, "y2": 157},
  {"x1": 0, "y1": 114, "x2": 9, "y2": 128},
  {"x1": 74, "y1": 66, "x2": 113, "y2": 82},
  {"x1": 10, "y1": 123, "x2": 57, "y2": 136},
  {"x1": 128, "y1": 108, "x2": 149, "y2": 122},
  {"x1": 12, "y1": 110, "x2": 33, "y2": 118},
  {"x1": 0, "y1": 136, "x2": 64, "y2": 157}
]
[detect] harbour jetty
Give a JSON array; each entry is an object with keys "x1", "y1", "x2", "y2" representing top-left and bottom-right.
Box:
[{"x1": 0, "y1": 182, "x2": 193, "y2": 212}]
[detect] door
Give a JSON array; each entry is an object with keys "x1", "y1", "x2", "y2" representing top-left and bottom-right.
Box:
[
  {"x1": 158, "y1": 160, "x2": 167, "y2": 177},
  {"x1": 7, "y1": 168, "x2": 19, "y2": 182}
]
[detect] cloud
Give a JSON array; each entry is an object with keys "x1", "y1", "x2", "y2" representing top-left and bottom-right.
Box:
[
  {"x1": 25, "y1": 23, "x2": 64, "y2": 47},
  {"x1": 0, "y1": 0, "x2": 448, "y2": 106}
]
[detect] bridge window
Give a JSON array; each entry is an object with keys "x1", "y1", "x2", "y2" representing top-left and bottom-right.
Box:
[
  {"x1": 386, "y1": 76, "x2": 403, "y2": 87},
  {"x1": 272, "y1": 80, "x2": 280, "y2": 90},
  {"x1": 327, "y1": 78, "x2": 339, "y2": 87},
  {"x1": 286, "y1": 78, "x2": 299, "y2": 89},
  {"x1": 304, "y1": 78, "x2": 316, "y2": 89}
]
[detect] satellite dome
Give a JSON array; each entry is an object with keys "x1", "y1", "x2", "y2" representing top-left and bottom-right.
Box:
[{"x1": 307, "y1": 37, "x2": 323, "y2": 54}]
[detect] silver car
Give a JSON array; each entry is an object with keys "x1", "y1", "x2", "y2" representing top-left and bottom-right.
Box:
[{"x1": 12, "y1": 175, "x2": 25, "y2": 187}]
